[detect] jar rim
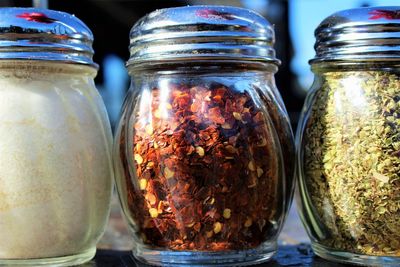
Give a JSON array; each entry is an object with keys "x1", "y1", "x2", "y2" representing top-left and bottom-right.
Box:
[
  {"x1": 0, "y1": 7, "x2": 98, "y2": 68},
  {"x1": 127, "y1": 5, "x2": 280, "y2": 67},
  {"x1": 311, "y1": 6, "x2": 400, "y2": 64}
]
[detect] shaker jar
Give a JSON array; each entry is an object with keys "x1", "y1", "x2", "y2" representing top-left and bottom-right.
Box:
[
  {"x1": 114, "y1": 6, "x2": 295, "y2": 266},
  {"x1": 297, "y1": 6, "x2": 400, "y2": 266},
  {"x1": 0, "y1": 8, "x2": 113, "y2": 266}
]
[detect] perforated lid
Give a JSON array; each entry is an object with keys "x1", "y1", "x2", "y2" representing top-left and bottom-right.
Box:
[
  {"x1": 312, "y1": 6, "x2": 400, "y2": 64},
  {"x1": 0, "y1": 7, "x2": 97, "y2": 68},
  {"x1": 128, "y1": 5, "x2": 280, "y2": 66}
]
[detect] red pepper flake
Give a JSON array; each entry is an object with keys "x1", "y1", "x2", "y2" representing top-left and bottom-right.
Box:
[
  {"x1": 119, "y1": 81, "x2": 286, "y2": 251},
  {"x1": 208, "y1": 107, "x2": 225, "y2": 124},
  {"x1": 17, "y1": 12, "x2": 56, "y2": 24},
  {"x1": 368, "y1": 9, "x2": 400, "y2": 20},
  {"x1": 195, "y1": 9, "x2": 235, "y2": 20}
]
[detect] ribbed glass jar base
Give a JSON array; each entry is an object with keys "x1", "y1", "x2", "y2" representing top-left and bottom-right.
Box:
[
  {"x1": 0, "y1": 247, "x2": 96, "y2": 266},
  {"x1": 133, "y1": 242, "x2": 276, "y2": 266},
  {"x1": 312, "y1": 242, "x2": 400, "y2": 266}
]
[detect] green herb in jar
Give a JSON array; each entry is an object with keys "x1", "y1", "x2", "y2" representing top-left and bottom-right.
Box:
[{"x1": 302, "y1": 71, "x2": 400, "y2": 256}]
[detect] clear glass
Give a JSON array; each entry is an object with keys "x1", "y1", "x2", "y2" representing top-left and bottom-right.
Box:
[
  {"x1": 0, "y1": 61, "x2": 113, "y2": 266},
  {"x1": 297, "y1": 64, "x2": 400, "y2": 266},
  {"x1": 114, "y1": 63, "x2": 295, "y2": 266}
]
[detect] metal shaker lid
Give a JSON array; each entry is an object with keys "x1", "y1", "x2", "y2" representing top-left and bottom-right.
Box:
[
  {"x1": 0, "y1": 7, "x2": 97, "y2": 68},
  {"x1": 311, "y1": 6, "x2": 400, "y2": 64},
  {"x1": 128, "y1": 5, "x2": 280, "y2": 67}
]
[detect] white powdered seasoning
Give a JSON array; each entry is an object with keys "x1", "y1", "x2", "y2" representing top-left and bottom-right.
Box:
[{"x1": 0, "y1": 63, "x2": 113, "y2": 259}]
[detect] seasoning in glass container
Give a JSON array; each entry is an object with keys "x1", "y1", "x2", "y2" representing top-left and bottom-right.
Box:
[
  {"x1": 297, "y1": 6, "x2": 400, "y2": 266},
  {"x1": 0, "y1": 8, "x2": 113, "y2": 266},
  {"x1": 114, "y1": 6, "x2": 295, "y2": 266}
]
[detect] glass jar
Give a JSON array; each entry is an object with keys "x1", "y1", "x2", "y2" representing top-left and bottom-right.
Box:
[
  {"x1": 0, "y1": 8, "x2": 113, "y2": 266},
  {"x1": 297, "y1": 6, "x2": 400, "y2": 266},
  {"x1": 114, "y1": 6, "x2": 295, "y2": 266}
]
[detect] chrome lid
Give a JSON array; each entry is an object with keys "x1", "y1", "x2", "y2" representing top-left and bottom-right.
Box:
[
  {"x1": 311, "y1": 6, "x2": 400, "y2": 64},
  {"x1": 128, "y1": 5, "x2": 280, "y2": 66},
  {"x1": 0, "y1": 8, "x2": 97, "y2": 68}
]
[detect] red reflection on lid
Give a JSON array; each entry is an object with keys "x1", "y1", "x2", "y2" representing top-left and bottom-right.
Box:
[
  {"x1": 17, "y1": 12, "x2": 56, "y2": 24},
  {"x1": 195, "y1": 9, "x2": 234, "y2": 20},
  {"x1": 368, "y1": 9, "x2": 400, "y2": 20}
]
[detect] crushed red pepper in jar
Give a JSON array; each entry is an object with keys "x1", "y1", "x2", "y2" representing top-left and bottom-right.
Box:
[{"x1": 120, "y1": 81, "x2": 284, "y2": 251}]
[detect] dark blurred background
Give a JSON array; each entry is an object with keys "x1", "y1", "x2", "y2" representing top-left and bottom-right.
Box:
[{"x1": 3, "y1": 0, "x2": 400, "y2": 250}]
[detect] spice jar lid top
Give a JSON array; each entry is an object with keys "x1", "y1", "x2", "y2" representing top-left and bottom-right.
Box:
[
  {"x1": 311, "y1": 6, "x2": 400, "y2": 64},
  {"x1": 0, "y1": 8, "x2": 97, "y2": 68},
  {"x1": 128, "y1": 5, "x2": 280, "y2": 66}
]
